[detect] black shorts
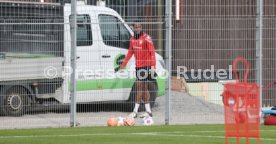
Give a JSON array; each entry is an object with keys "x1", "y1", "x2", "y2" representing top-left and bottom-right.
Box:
[{"x1": 136, "y1": 66, "x2": 157, "y2": 81}]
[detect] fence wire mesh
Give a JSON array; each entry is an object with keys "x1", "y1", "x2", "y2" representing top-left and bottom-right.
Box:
[{"x1": 0, "y1": 0, "x2": 275, "y2": 129}]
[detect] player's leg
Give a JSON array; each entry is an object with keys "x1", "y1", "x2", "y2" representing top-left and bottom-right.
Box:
[
  {"x1": 143, "y1": 82, "x2": 150, "y2": 104},
  {"x1": 135, "y1": 81, "x2": 143, "y2": 104},
  {"x1": 140, "y1": 81, "x2": 152, "y2": 118},
  {"x1": 144, "y1": 82, "x2": 152, "y2": 115},
  {"x1": 140, "y1": 67, "x2": 153, "y2": 118},
  {"x1": 129, "y1": 80, "x2": 143, "y2": 118},
  {"x1": 129, "y1": 66, "x2": 146, "y2": 118}
]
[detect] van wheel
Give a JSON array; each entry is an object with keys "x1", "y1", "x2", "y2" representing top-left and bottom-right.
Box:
[
  {"x1": 126, "y1": 81, "x2": 158, "y2": 112},
  {"x1": 0, "y1": 87, "x2": 30, "y2": 116}
]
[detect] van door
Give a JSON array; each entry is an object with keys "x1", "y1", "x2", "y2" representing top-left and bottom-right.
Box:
[
  {"x1": 97, "y1": 14, "x2": 134, "y2": 101},
  {"x1": 69, "y1": 14, "x2": 102, "y2": 103}
]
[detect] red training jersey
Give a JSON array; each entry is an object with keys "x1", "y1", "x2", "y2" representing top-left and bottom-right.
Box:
[{"x1": 121, "y1": 33, "x2": 156, "y2": 68}]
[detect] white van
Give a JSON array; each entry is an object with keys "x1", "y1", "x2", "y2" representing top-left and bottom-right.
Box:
[{"x1": 0, "y1": 1, "x2": 166, "y2": 116}]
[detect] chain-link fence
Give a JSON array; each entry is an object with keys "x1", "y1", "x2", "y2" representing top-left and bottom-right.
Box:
[{"x1": 0, "y1": 0, "x2": 275, "y2": 129}]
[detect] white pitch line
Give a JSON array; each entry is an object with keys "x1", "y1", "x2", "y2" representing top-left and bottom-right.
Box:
[
  {"x1": 130, "y1": 132, "x2": 276, "y2": 141},
  {"x1": 0, "y1": 133, "x2": 115, "y2": 139},
  {"x1": 0, "y1": 131, "x2": 276, "y2": 141},
  {"x1": 148, "y1": 129, "x2": 276, "y2": 133}
]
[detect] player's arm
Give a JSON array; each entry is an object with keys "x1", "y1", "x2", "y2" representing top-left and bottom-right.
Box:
[
  {"x1": 146, "y1": 36, "x2": 156, "y2": 70},
  {"x1": 119, "y1": 40, "x2": 133, "y2": 70}
]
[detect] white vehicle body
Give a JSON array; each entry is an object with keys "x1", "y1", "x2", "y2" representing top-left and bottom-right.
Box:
[{"x1": 0, "y1": 1, "x2": 166, "y2": 116}]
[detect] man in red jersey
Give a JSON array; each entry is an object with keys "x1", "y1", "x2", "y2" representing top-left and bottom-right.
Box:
[{"x1": 119, "y1": 21, "x2": 156, "y2": 118}]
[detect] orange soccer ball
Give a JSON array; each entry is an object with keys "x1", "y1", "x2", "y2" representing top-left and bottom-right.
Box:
[
  {"x1": 124, "y1": 117, "x2": 135, "y2": 126},
  {"x1": 107, "y1": 116, "x2": 118, "y2": 127}
]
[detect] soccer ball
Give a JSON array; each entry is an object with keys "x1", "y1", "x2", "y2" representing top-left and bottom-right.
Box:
[
  {"x1": 117, "y1": 116, "x2": 125, "y2": 126},
  {"x1": 143, "y1": 116, "x2": 154, "y2": 126},
  {"x1": 107, "y1": 116, "x2": 118, "y2": 127},
  {"x1": 124, "y1": 117, "x2": 135, "y2": 126}
]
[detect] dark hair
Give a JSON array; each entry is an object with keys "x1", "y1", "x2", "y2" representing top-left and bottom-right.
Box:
[{"x1": 133, "y1": 20, "x2": 142, "y2": 27}]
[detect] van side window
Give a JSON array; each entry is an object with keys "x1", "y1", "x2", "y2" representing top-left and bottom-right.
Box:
[
  {"x1": 70, "y1": 15, "x2": 92, "y2": 46},
  {"x1": 99, "y1": 15, "x2": 131, "y2": 49}
]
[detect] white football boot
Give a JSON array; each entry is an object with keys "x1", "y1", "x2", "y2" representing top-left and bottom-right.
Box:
[
  {"x1": 139, "y1": 112, "x2": 153, "y2": 118},
  {"x1": 128, "y1": 112, "x2": 138, "y2": 118}
]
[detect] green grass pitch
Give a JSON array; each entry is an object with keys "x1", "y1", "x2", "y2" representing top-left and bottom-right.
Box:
[{"x1": 0, "y1": 125, "x2": 275, "y2": 144}]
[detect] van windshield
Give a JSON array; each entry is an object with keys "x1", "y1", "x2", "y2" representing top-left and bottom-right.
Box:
[{"x1": 99, "y1": 15, "x2": 131, "y2": 49}]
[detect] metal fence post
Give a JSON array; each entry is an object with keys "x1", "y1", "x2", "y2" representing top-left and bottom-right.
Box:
[
  {"x1": 70, "y1": 0, "x2": 77, "y2": 127},
  {"x1": 165, "y1": 0, "x2": 172, "y2": 125},
  {"x1": 256, "y1": 0, "x2": 263, "y2": 108}
]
